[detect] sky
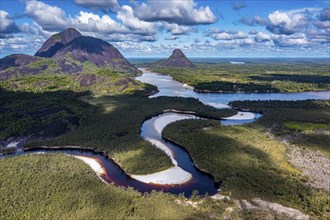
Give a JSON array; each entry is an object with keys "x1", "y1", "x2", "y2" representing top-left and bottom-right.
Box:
[{"x1": 0, "y1": 0, "x2": 329, "y2": 58}]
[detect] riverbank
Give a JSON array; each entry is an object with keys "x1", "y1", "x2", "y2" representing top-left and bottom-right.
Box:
[
  {"x1": 1, "y1": 108, "x2": 234, "y2": 189},
  {"x1": 222, "y1": 111, "x2": 255, "y2": 120},
  {"x1": 148, "y1": 61, "x2": 330, "y2": 93},
  {"x1": 1, "y1": 154, "x2": 225, "y2": 219},
  {"x1": 131, "y1": 166, "x2": 192, "y2": 185},
  {"x1": 22, "y1": 95, "x2": 234, "y2": 176},
  {"x1": 73, "y1": 155, "x2": 106, "y2": 176}
]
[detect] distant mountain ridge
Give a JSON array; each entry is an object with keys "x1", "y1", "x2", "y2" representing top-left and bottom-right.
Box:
[
  {"x1": 149, "y1": 49, "x2": 195, "y2": 69},
  {"x1": 0, "y1": 28, "x2": 141, "y2": 80}
]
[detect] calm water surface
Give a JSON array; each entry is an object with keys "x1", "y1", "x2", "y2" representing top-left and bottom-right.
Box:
[{"x1": 136, "y1": 69, "x2": 330, "y2": 107}]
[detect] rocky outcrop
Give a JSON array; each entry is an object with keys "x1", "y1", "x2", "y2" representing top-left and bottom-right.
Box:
[
  {"x1": 150, "y1": 49, "x2": 195, "y2": 68},
  {"x1": 0, "y1": 54, "x2": 41, "y2": 71},
  {"x1": 0, "y1": 54, "x2": 47, "y2": 80},
  {"x1": 35, "y1": 28, "x2": 82, "y2": 58},
  {"x1": 0, "y1": 54, "x2": 82, "y2": 81},
  {"x1": 76, "y1": 74, "x2": 111, "y2": 87}
]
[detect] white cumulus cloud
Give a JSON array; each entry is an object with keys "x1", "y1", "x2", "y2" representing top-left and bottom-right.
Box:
[
  {"x1": 0, "y1": 10, "x2": 20, "y2": 34},
  {"x1": 273, "y1": 33, "x2": 310, "y2": 47},
  {"x1": 134, "y1": 0, "x2": 217, "y2": 25},
  {"x1": 255, "y1": 32, "x2": 271, "y2": 42},
  {"x1": 74, "y1": 0, "x2": 119, "y2": 12},
  {"x1": 72, "y1": 11, "x2": 128, "y2": 34},
  {"x1": 25, "y1": 0, "x2": 68, "y2": 31},
  {"x1": 212, "y1": 31, "x2": 247, "y2": 40},
  {"x1": 117, "y1": 5, "x2": 157, "y2": 35}
]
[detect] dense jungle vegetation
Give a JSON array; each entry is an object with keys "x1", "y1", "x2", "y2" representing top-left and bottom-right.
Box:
[
  {"x1": 0, "y1": 154, "x2": 238, "y2": 219},
  {"x1": 0, "y1": 71, "x2": 234, "y2": 174}
]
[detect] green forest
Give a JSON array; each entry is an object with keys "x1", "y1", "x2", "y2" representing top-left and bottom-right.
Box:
[
  {"x1": 150, "y1": 62, "x2": 330, "y2": 92},
  {"x1": 1, "y1": 62, "x2": 329, "y2": 219},
  {"x1": 163, "y1": 99, "x2": 330, "y2": 219}
]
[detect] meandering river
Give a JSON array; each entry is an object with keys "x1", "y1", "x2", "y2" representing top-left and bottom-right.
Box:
[{"x1": 1, "y1": 68, "x2": 329, "y2": 196}]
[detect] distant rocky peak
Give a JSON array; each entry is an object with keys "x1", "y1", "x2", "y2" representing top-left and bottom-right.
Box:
[
  {"x1": 172, "y1": 49, "x2": 185, "y2": 57},
  {"x1": 149, "y1": 49, "x2": 195, "y2": 69},
  {"x1": 35, "y1": 28, "x2": 82, "y2": 58},
  {"x1": 53, "y1": 28, "x2": 82, "y2": 42}
]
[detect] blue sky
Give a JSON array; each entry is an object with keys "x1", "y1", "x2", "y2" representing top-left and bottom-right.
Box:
[{"x1": 0, "y1": 0, "x2": 329, "y2": 58}]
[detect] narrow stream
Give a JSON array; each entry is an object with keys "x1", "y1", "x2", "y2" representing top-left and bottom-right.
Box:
[{"x1": 1, "y1": 69, "x2": 329, "y2": 196}]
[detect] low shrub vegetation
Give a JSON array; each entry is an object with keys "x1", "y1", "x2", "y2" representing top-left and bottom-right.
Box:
[{"x1": 230, "y1": 100, "x2": 330, "y2": 155}]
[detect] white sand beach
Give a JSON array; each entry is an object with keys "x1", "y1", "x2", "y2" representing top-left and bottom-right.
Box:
[
  {"x1": 131, "y1": 166, "x2": 192, "y2": 185},
  {"x1": 73, "y1": 155, "x2": 106, "y2": 175},
  {"x1": 205, "y1": 102, "x2": 231, "y2": 109},
  {"x1": 222, "y1": 111, "x2": 255, "y2": 120},
  {"x1": 153, "y1": 113, "x2": 197, "y2": 135},
  {"x1": 183, "y1": 84, "x2": 194, "y2": 90},
  {"x1": 146, "y1": 138, "x2": 177, "y2": 165}
]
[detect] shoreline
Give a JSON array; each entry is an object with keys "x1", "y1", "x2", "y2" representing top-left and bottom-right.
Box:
[
  {"x1": 163, "y1": 136, "x2": 222, "y2": 184},
  {"x1": 194, "y1": 88, "x2": 330, "y2": 94},
  {"x1": 0, "y1": 107, "x2": 255, "y2": 187},
  {"x1": 222, "y1": 111, "x2": 255, "y2": 120},
  {"x1": 144, "y1": 68, "x2": 330, "y2": 95},
  {"x1": 131, "y1": 166, "x2": 193, "y2": 185}
]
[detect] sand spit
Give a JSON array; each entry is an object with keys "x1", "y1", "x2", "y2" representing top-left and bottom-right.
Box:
[
  {"x1": 73, "y1": 155, "x2": 106, "y2": 176},
  {"x1": 222, "y1": 111, "x2": 255, "y2": 120},
  {"x1": 131, "y1": 166, "x2": 192, "y2": 185}
]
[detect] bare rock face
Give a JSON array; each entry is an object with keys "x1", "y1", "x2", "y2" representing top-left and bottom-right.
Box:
[
  {"x1": 151, "y1": 49, "x2": 195, "y2": 68},
  {"x1": 0, "y1": 53, "x2": 82, "y2": 81},
  {"x1": 77, "y1": 74, "x2": 100, "y2": 87},
  {"x1": 53, "y1": 36, "x2": 140, "y2": 75},
  {"x1": 35, "y1": 28, "x2": 82, "y2": 58},
  {"x1": 0, "y1": 28, "x2": 141, "y2": 79},
  {"x1": 0, "y1": 54, "x2": 40, "y2": 71},
  {"x1": 0, "y1": 54, "x2": 47, "y2": 80}
]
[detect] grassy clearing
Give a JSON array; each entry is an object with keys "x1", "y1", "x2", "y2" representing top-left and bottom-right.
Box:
[
  {"x1": 163, "y1": 100, "x2": 330, "y2": 218},
  {"x1": 150, "y1": 62, "x2": 330, "y2": 92},
  {"x1": 0, "y1": 154, "x2": 235, "y2": 219},
  {"x1": 230, "y1": 100, "x2": 330, "y2": 155}
]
